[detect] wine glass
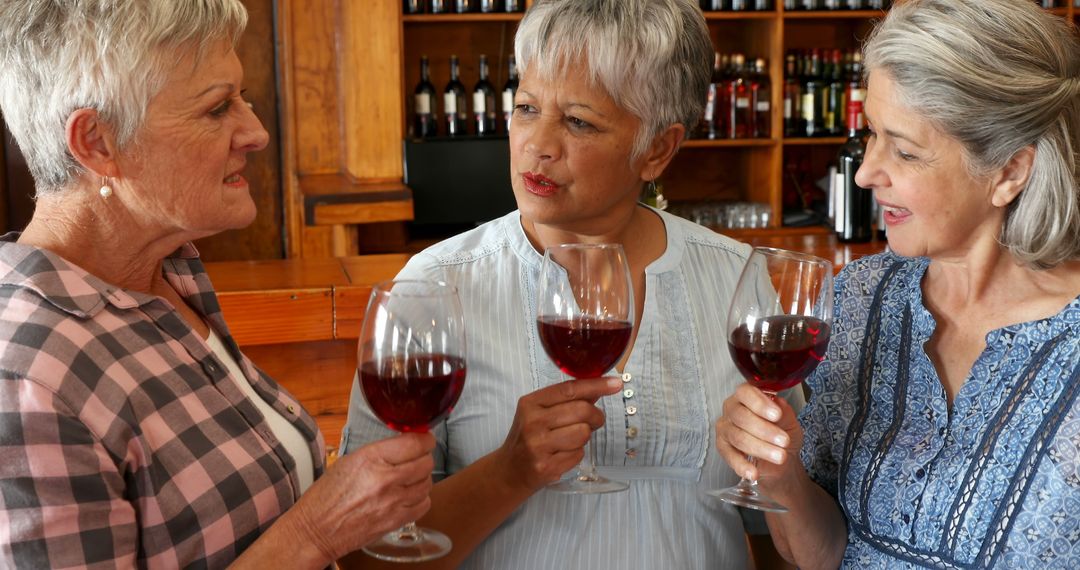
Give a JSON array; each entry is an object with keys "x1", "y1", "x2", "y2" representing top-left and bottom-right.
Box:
[
  {"x1": 357, "y1": 280, "x2": 467, "y2": 562},
  {"x1": 536, "y1": 243, "x2": 634, "y2": 494},
  {"x1": 710, "y1": 247, "x2": 833, "y2": 512}
]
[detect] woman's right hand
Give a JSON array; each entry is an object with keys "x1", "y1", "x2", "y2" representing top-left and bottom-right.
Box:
[
  {"x1": 494, "y1": 377, "x2": 624, "y2": 492},
  {"x1": 715, "y1": 383, "x2": 805, "y2": 484},
  {"x1": 286, "y1": 432, "x2": 436, "y2": 563}
]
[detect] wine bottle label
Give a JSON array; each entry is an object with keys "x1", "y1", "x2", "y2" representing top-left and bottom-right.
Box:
[
  {"x1": 444, "y1": 93, "x2": 457, "y2": 113},
  {"x1": 801, "y1": 93, "x2": 815, "y2": 121},
  {"x1": 415, "y1": 93, "x2": 431, "y2": 114},
  {"x1": 756, "y1": 101, "x2": 770, "y2": 112},
  {"x1": 784, "y1": 98, "x2": 792, "y2": 119},
  {"x1": 736, "y1": 97, "x2": 750, "y2": 109},
  {"x1": 502, "y1": 90, "x2": 514, "y2": 112},
  {"x1": 473, "y1": 92, "x2": 487, "y2": 113}
]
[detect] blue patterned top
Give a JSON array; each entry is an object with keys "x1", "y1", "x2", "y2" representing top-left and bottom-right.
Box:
[{"x1": 800, "y1": 252, "x2": 1080, "y2": 569}]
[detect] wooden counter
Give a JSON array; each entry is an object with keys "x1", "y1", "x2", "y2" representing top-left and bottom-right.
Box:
[{"x1": 204, "y1": 232, "x2": 886, "y2": 447}]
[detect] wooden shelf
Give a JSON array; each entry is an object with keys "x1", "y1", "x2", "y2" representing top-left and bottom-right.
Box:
[
  {"x1": 403, "y1": 13, "x2": 523, "y2": 23},
  {"x1": 683, "y1": 138, "x2": 777, "y2": 148},
  {"x1": 782, "y1": 9, "x2": 886, "y2": 19},
  {"x1": 702, "y1": 11, "x2": 777, "y2": 20},
  {"x1": 783, "y1": 136, "x2": 847, "y2": 145}
]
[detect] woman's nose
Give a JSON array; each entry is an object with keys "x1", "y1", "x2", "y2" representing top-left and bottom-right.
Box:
[
  {"x1": 236, "y1": 101, "x2": 270, "y2": 152},
  {"x1": 854, "y1": 137, "x2": 884, "y2": 190},
  {"x1": 523, "y1": 115, "x2": 560, "y2": 162}
]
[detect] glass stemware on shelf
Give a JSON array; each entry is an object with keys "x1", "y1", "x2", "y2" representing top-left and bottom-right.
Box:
[
  {"x1": 536, "y1": 243, "x2": 635, "y2": 495},
  {"x1": 357, "y1": 280, "x2": 467, "y2": 562},
  {"x1": 709, "y1": 246, "x2": 834, "y2": 512}
]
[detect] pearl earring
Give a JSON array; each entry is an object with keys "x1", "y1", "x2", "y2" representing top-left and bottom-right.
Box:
[{"x1": 99, "y1": 177, "x2": 113, "y2": 199}]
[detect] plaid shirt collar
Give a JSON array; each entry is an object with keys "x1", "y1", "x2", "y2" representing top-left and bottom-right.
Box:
[{"x1": 0, "y1": 231, "x2": 201, "y2": 317}]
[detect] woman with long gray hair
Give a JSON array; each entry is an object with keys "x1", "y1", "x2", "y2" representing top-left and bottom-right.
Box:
[
  {"x1": 0, "y1": 2, "x2": 435, "y2": 568},
  {"x1": 340, "y1": 0, "x2": 800, "y2": 568},
  {"x1": 716, "y1": 0, "x2": 1080, "y2": 567}
]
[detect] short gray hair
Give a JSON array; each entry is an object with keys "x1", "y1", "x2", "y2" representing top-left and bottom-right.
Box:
[
  {"x1": 514, "y1": 0, "x2": 713, "y2": 162},
  {"x1": 0, "y1": 0, "x2": 248, "y2": 195},
  {"x1": 863, "y1": 0, "x2": 1080, "y2": 269}
]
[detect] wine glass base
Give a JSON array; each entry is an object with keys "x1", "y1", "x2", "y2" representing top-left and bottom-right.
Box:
[
  {"x1": 707, "y1": 486, "x2": 789, "y2": 513},
  {"x1": 362, "y1": 527, "x2": 452, "y2": 563},
  {"x1": 546, "y1": 474, "x2": 629, "y2": 495}
]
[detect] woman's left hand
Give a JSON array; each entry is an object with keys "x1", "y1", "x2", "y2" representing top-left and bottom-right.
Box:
[{"x1": 715, "y1": 383, "x2": 805, "y2": 484}]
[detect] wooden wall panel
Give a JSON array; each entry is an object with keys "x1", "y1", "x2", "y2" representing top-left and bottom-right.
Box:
[
  {"x1": 340, "y1": 0, "x2": 404, "y2": 182},
  {"x1": 285, "y1": 0, "x2": 343, "y2": 174},
  {"x1": 194, "y1": 0, "x2": 285, "y2": 261}
]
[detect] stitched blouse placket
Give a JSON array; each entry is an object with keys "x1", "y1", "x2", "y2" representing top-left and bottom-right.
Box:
[{"x1": 622, "y1": 371, "x2": 640, "y2": 463}]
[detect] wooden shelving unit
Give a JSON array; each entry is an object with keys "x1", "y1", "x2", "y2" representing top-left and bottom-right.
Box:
[{"x1": 275, "y1": 0, "x2": 1077, "y2": 256}]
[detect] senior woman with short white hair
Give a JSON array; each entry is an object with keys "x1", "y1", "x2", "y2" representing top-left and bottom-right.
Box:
[
  {"x1": 340, "y1": 0, "x2": 799, "y2": 568},
  {"x1": 0, "y1": 1, "x2": 434, "y2": 568},
  {"x1": 716, "y1": 0, "x2": 1080, "y2": 567}
]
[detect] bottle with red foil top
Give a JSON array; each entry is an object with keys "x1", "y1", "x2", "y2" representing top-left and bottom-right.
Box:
[{"x1": 835, "y1": 91, "x2": 873, "y2": 243}]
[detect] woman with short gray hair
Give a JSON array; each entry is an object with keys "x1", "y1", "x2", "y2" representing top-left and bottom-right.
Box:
[
  {"x1": 716, "y1": 0, "x2": 1080, "y2": 567},
  {"x1": 340, "y1": 0, "x2": 793, "y2": 568},
  {"x1": 0, "y1": 1, "x2": 435, "y2": 568}
]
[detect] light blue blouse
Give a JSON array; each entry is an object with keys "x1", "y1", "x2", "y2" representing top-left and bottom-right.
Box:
[
  {"x1": 341, "y1": 207, "x2": 801, "y2": 569},
  {"x1": 801, "y1": 252, "x2": 1080, "y2": 569}
]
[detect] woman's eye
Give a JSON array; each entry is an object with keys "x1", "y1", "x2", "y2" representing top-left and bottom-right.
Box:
[
  {"x1": 210, "y1": 99, "x2": 232, "y2": 117},
  {"x1": 567, "y1": 116, "x2": 592, "y2": 130},
  {"x1": 513, "y1": 104, "x2": 536, "y2": 115},
  {"x1": 896, "y1": 150, "x2": 917, "y2": 162}
]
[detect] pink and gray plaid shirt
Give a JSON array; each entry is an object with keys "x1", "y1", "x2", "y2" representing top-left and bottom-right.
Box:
[{"x1": 0, "y1": 235, "x2": 327, "y2": 569}]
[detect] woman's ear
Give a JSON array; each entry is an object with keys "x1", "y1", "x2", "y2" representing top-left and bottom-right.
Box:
[
  {"x1": 65, "y1": 108, "x2": 119, "y2": 178},
  {"x1": 990, "y1": 145, "x2": 1034, "y2": 208},
  {"x1": 638, "y1": 123, "x2": 686, "y2": 182}
]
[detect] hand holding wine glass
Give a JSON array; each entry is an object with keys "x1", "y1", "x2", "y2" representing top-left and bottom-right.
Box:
[
  {"x1": 710, "y1": 247, "x2": 833, "y2": 513},
  {"x1": 356, "y1": 280, "x2": 467, "y2": 562},
  {"x1": 536, "y1": 243, "x2": 634, "y2": 494}
]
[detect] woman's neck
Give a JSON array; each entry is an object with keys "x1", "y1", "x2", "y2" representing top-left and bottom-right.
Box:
[{"x1": 17, "y1": 190, "x2": 192, "y2": 294}]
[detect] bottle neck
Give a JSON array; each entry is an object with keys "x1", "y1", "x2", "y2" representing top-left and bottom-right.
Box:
[
  {"x1": 846, "y1": 98, "x2": 865, "y2": 136},
  {"x1": 450, "y1": 59, "x2": 460, "y2": 81},
  {"x1": 420, "y1": 59, "x2": 430, "y2": 81},
  {"x1": 479, "y1": 59, "x2": 489, "y2": 81}
]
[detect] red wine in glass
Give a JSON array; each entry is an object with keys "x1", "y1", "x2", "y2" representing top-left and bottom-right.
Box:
[
  {"x1": 360, "y1": 353, "x2": 467, "y2": 433},
  {"x1": 537, "y1": 243, "x2": 635, "y2": 495},
  {"x1": 357, "y1": 279, "x2": 466, "y2": 562},
  {"x1": 710, "y1": 247, "x2": 833, "y2": 513},
  {"x1": 537, "y1": 316, "x2": 632, "y2": 379},
  {"x1": 728, "y1": 315, "x2": 830, "y2": 393}
]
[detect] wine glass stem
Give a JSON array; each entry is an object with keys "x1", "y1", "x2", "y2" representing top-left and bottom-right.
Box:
[
  {"x1": 578, "y1": 430, "x2": 600, "y2": 482},
  {"x1": 393, "y1": 521, "x2": 422, "y2": 542},
  {"x1": 741, "y1": 454, "x2": 762, "y2": 489}
]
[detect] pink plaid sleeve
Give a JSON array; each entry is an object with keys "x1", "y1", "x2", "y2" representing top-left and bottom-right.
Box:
[{"x1": 0, "y1": 376, "x2": 139, "y2": 568}]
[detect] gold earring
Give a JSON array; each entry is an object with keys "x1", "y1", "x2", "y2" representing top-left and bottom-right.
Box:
[{"x1": 99, "y1": 177, "x2": 113, "y2": 199}]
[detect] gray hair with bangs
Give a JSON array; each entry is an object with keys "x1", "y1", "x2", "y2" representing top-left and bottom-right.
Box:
[
  {"x1": 514, "y1": 0, "x2": 713, "y2": 162},
  {"x1": 0, "y1": 0, "x2": 249, "y2": 195},
  {"x1": 863, "y1": 0, "x2": 1080, "y2": 269}
]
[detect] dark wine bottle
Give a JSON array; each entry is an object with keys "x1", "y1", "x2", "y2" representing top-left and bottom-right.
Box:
[
  {"x1": 430, "y1": 0, "x2": 448, "y2": 13},
  {"x1": 413, "y1": 55, "x2": 438, "y2": 138},
  {"x1": 801, "y1": 49, "x2": 824, "y2": 137},
  {"x1": 473, "y1": 54, "x2": 497, "y2": 136},
  {"x1": 480, "y1": 0, "x2": 500, "y2": 12},
  {"x1": 783, "y1": 52, "x2": 803, "y2": 137},
  {"x1": 502, "y1": 55, "x2": 519, "y2": 133},
  {"x1": 750, "y1": 57, "x2": 771, "y2": 139},
  {"x1": 404, "y1": 0, "x2": 425, "y2": 14},
  {"x1": 724, "y1": 53, "x2": 751, "y2": 139},
  {"x1": 835, "y1": 92, "x2": 873, "y2": 243},
  {"x1": 504, "y1": 0, "x2": 522, "y2": 11},
  {"x1": 444, "y1": 55, "x2": 467, "y2": 136}
]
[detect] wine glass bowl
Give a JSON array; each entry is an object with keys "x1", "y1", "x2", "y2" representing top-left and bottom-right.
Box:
[
  {"x1": 711, "y1": 247, "x2": 833, "y2": 512},
  {"x1": 357, "y1": 279, "x2": 466, "y2": 562},
  {"x1": 536, "y1": 243, "x2": 634, "y2": 494}
]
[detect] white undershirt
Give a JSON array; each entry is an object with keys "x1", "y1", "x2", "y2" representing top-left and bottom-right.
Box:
[{"x1": 206, "y1": 329, "x2": 314, "y2": 493}]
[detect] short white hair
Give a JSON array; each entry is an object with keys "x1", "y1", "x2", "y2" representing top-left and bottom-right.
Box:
[
  {"x1": 864, "y1": 0, "x2": 1080, "y2": 269},
  {"x1": 514, "y1": 0, "x2": 713, "y2": 162},
  {"x1": 0, "y1": 0, "x2": 248, "y2": 195}
]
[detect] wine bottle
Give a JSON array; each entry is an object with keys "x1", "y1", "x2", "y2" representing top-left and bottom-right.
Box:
[
  {"x1": 444, "y1": 55, "x2": 467, "y2": 136},
  {"x1": 724, "y1": 53, "x2": 751, "y2": 139},
  {"x1": 473, "y1": 54, "x2": 497, "y2": 136},
  {"x1": 504, "y1": 0, "x2": 522, "y2": 11},
  {"x1": 502, "y1": 55, "x2": 519, "y2": 133},
  {"x1": 413, "y1": 55, "x2": 438, "y2": 138},
  {"x1": 825, "y1": 49, "x2": 845, "y2": 135},
  {"x1": 750, "y1": 57, "x2": 771, "y2": 139},
  {"x1": 430, "y1": 0, "x2": 447, "y2": 13},
  {"x1": 404, "y1": 0, "x2": 425, "y2": 14},
  {"x1": 697, "y1": 52, "x2": 721, "y2": 139},
  {"x1": 480, "y1": 0, "x2": 500, "y2": 12},
  {"x1": 836, "y1": 91, "x2": 873, "y2": 243},
  {"x1": 801, "y1": 49, "x2": 824, "y2": 137},
  {"x1": 783, "y1": 52, "x2": 803, "y2": 137},
  {"x1": 454, "y1": 0, "x2": 476, "y2": 13}
]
